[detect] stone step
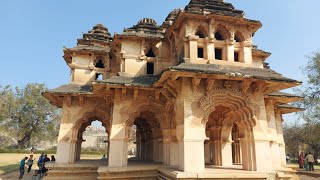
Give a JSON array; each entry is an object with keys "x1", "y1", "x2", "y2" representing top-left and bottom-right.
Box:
[{"x1": 44, "y1": 175, "x2": 98, "y2": 180}]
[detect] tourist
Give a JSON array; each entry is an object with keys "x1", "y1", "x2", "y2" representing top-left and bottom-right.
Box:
[
  {"x1": 305, "y1": 152, "x2": 315, "y2": 171},
  {"x1": 30, "y1": 146, "x2": 35, "y2": 154},
  {"x1": 304, "y1": 154, "x2": 309, "y2": 171},
  {"x1": 101, "y1": 154, "x2": 107, "y2": 160},
  {"x1": 37, "y1": 153, "x2": 44, "y2": 168},
  {"x1": 51, "y1": 155, "x2": 56, "y2": 162},
  {"x1": 19, "y1": 157, "x2": 28, "y2": 179},
  {"x1": 286, "y1": 154, "x2": 290, "y2": 164},
  {"x1": 298, "y1": 153, "x2": 304, "y2": 169},
  {"x1": 27, "y1": 154, "x2": 35, "y2": 173},
  {"x1": 44, "y1": 154, "x2": 51, "y2": 163}
]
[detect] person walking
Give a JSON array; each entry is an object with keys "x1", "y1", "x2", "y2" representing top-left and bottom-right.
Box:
[
  {"x1": 27, "y1": 155, "x2": 35, "y2": 173},
  {"x1": 298, "y1": 153, "x2": 304, "y2": 169},
  {"x1": 19, "y1": 157, "x2": 28, "y2": 179},
  {"x1": 305, "y1": 152, "x2": 315, "y2": 171},
  {"x1": 304, "y1": 153, "x2": 309, "y2": 171}
]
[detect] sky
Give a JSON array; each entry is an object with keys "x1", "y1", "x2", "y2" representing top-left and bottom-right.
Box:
[{"x1": 1, "y1": 0, "x2": 319, "y2": 122}]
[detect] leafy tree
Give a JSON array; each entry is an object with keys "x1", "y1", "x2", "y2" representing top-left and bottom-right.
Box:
[{"x1": 0, "y1": 83, "x2": 60, "y2": 148}]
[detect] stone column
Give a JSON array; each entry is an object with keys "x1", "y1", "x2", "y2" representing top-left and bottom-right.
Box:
[
  {"x1": 227, "y1": 40, "x2": 234, "y2": 62},
  {"x1": 169, "y1": 141, "x2": 179, "y2": 167},
  {"x1": 188, "y1": 35, "x2": 199, "y2": 62},
  {"x1": 221, "y1": 141, "x2": 233, "y2": 167},
  {"x1": 175, "y1": 78, "x2": 206, "y2": 172},
  {"x1": 56, "y1": 104, "x2": 78, "y2": 164},
  {"x1": 211, "y1": 140, "x2": 222, "y2": 166},
  {"x1": 270, "y1": 141, "x2": 281, "y2": 169},
  {"x1": 252, "y1": 94, "x2": 273, "y2": 171},
  {"x1": 204, "y1": 140, "x2": 211, "y2": 164},
  {"x1": 153, "y1": 140, "x2": 159, "y2": 162},
  {"x1": 108, "y1": 126, "x2": 128, "y2": 167},
  {"x1": 163, "y1": 140, "x2": 170, "y2": 165},
  {"x1": 136, "y1": 141, "x2": 141, "y2": 159},
  {"x1": 207, "y1": 39, "x2": 215, "y2": 61},
  {"x1": 108, "y1": 90, "x2": 128, "y2": 167},
  {"x1": 158, "y1": 140, "x2": 163, "y2": 163},
  {"x1": 243, "y1": 42, "x2": 252, "y2": 64},
  {"x1": 75, "y1": 140, "x2": 82, "y2": 161},
  {"x1": 233, "y1": 140, "x2": 241, "y2": 164}
]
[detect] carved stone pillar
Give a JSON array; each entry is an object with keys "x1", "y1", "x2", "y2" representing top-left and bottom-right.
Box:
[
  {"x1": 108, "y1": 90, "x2": 128, "y2": 167},
  {"x1": 227, "y1": 40, "x2": 234, "y2": 62},
  {"x1": 221, "y1": 141, "x2": 233, "y2": 166},
  {"x1": 188, "y1": 35, "x2": 199, "y2": 62},
  {"x1": 175, "y1": 78, "x2": 206, "y2": 172}
]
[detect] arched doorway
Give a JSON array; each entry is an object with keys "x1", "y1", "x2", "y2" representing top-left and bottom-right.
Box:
[
  {"x1": 126, "y1": 111, "x2": 163, "y2": 164},
  {"x1": 80, "y1": 120, "x2": 109, "y2": 161},
  {"x1": 72, "y1": 111, "x2": 111, "y2": 164},
  {"x1": 200, "y1": 89, "x2": 257, "y2": 171}
]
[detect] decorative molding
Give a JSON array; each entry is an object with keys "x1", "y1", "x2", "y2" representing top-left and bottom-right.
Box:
[{"x1": 199, "y1": 88, "x2": 256, "y2": 127}]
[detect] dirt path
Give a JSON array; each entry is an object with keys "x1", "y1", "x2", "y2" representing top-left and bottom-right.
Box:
[{"x1": 0, "y1": 170, "x2": 38, "y2": 180}]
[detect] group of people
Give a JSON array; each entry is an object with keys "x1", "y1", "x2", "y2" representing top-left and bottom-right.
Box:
[
  {"x1": 298, "y1": 152, "x2": 315, "y2": 171},
  {"x1": 19, "y1": 153, "x2": 56, "y2": 179}
]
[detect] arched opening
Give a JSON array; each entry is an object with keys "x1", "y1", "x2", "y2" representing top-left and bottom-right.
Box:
[
  {"x1": 80, "y1": 120, "x2": 109, "y2": 161},
  {"x1": 201, "y1": 89, "x2": 257, "y2": 171},
  {"x1": 196, "y1": 30, "x2": 206, "y2": 38},
  {"x1": 146, "y1": 48, "x2": 156, "y2": 57},
  {"x1": 72, "y1": 110, "x2": 111, "y2": 165},
  {"x1": 235, "y1": 31, "x2": 245, "y2": 42},
  {"x1": 127, "y1": 111, "x2": 163, "y2": 165},
  {"x1": 95, "y1": 59, "x2": 105, "y2": 68},
  {"x1": 215, "y1": 31, "x2": 225, "y2": 41}
]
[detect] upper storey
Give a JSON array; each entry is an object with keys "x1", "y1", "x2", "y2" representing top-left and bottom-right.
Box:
[{"x1": 63, "y1": 0, "x2": 274, "y2": 84}]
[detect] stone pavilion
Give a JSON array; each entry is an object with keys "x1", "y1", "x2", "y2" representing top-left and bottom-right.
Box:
[{"x1": 43, "y1": 0, "x2": 303, "y2": 179}]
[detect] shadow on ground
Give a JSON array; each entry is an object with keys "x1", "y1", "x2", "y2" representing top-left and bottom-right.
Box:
[{"x1": 0, "y1": 164, "x2": 19, "y2": 175}]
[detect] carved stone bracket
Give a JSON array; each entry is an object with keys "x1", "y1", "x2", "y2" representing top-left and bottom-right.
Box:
[
  {"x1": 192, "y1": 77, "x2": 201, "y2": 92},
  {"x1": 65, "y1": 96, "x2": 72, "y2": 107}
]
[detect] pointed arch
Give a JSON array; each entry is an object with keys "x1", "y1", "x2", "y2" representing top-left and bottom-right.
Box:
[
  {"x1": 235, "y1": 31, "x2": 245, "y2": 42},
  {"x1": 214, "y1": 25, "x2": 231, "y2": 40},
  {"x1": 195, "y1": 26, "x2": 208, "y2": 38},
  {"x1": 199, "y1": 88, "x2": 256, "y2": 127}
]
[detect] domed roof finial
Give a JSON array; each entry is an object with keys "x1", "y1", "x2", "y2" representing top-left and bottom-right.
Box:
[{"x1": 137, "y1": 18, "x2": 157, "y2": 26}]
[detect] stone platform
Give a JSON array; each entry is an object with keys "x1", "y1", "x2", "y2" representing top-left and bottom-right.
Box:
[{"x1": 44, "y1": 160, "x2": 296, "y2": 180}]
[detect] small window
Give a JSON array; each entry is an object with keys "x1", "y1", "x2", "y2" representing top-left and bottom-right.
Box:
[
  {"x1": 234, "y1": 51, "x2": 239, "y2": 62},
  {"x1": 215, "y1": 31, "x2": 225, "y2": 41},
  {"x1": 96, "y1": 73, "x2": 103, "y2": 80},
  {"x1": 146, "y1": 49, "x2": 156, "y2": 57},
  {"x1": 215, "y1": 48, "x2": 222, "y2": 60},
  {"x1": 198, "y1": 48, "x2": 204, "y2": 58},
  {"x1": 95, "y1": 60, "x2": 105, "y2": 68},
  {"x1": 147, "y1": 62, "x2": 154, "y2": 75}
]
